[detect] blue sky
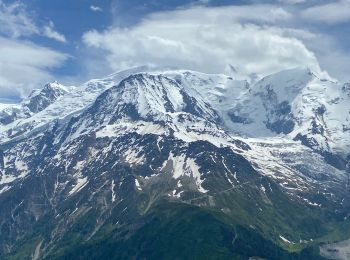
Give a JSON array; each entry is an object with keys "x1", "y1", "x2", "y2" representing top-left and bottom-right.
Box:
[{"x1": 0, "y1": 0, "x2": 350, "y2": 101}]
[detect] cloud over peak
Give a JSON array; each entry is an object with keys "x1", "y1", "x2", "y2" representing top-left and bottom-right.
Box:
[
  {"x1": 83, "y1": 5, "x2": 323, "y2": 79},
  {"x1": 0, "y1": 37, "x2": 67, "y2": 98}
]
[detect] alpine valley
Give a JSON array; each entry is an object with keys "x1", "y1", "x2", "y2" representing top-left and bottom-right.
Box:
[{"x1": 1, "y1": 66, "x2": 350, "y2": 259}]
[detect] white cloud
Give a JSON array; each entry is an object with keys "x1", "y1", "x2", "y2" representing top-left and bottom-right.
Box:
[
  {"x1": 0, "y1": 0, "x2": 67, "y2": 42},
  {"x1": 43, "y1": 21, "x2": 67, "y2": 43},
  {"x1": 0, "y1": 0, "x2": 68, "y2": 100},
  {"x1": 0, "y1": 0, "x2": 38, "y2": 38},
  {"x1": 90, "y1": 5, "x2": 103, "y2": 12},
  {"x1": 0, "y1": 37, "x2": 68, "y2": 98},
  {"x1": 82, "y1": 5, "x2": 323, "y2": 79},
  {"x1": 295, "y1": 31, "x2": 350, "y2": 82},
  {"x1": 302, "y1": 0, "x2": 350, "y2": 24},
  {"x1": 278, "y1": 0, "x2": 307, "y2": 4},
  {"x1": 150, "y1": 4, "x2": 293, "y2": 24}
]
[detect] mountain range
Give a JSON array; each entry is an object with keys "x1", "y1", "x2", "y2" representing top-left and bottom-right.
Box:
[{"x1": 0, "y1": 66, "x2": 350, "y2": 259}]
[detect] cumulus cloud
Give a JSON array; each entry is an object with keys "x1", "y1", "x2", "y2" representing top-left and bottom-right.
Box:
[
  {"x1": 0, "y1": 37, "x2": 67, "y2": 98},
  {"x1": 302, "y1": 0, "x2": 350, "y2": 24},
  {"x1": 82, "y1": 5, "x2": 323, "y2": 79}
]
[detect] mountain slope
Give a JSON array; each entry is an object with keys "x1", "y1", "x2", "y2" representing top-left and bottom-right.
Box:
[
  {"x1": 0, "y1": 82, "x2": 70, "y2": 126},
  {"x1": 0, "y1": 67, "x2": 349, "y2": 259},
  {"x1": 229, "y1": 68, "x2": 350, "y2": 167}
]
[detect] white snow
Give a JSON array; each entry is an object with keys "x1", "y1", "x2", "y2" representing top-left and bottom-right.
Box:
[
  {"x1": 163, "y1": 153, "x2": 208, "y2": 193},
  {"x1": 68, "y1": 177, "x2": 88, "y2": 196},
  {"x1": 0, "y1": 66, "x2": 155, "y2": 144},
  {"x1": 0, "y1": 185, "x2": 11, "y2": 194},
  {"x1": 1, "y1": 66, "x2": 349, "y2": 207},
  {"x1": 124, "y1": 148, "x2": 146, "y2": 166},
  {"x1": 171, "y1": 190, "x2": 184, "y2": 198},
  {"x1": 0, "y1": 170, "x2": 29, "y2": 185},
  {"x1": 14, "y1": 160, "x2": 28, "y2": 172},
  {"x1": 135, "y1": 178, "x2": 142, "y2": 191},
  {"x1": 111, "y1": 180, "x2": 116, "y2": 202},
  {"x1": 279, "y1": 235, "x2": 294, "y2": 244}
]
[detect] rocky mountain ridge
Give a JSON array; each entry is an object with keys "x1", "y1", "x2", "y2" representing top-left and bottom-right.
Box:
[{"x1": 0, "y1": 66, "x2": 349, "y2": 259}]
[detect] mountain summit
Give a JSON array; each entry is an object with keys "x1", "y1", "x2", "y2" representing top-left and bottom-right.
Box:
[
  {"x1": 0, "y1": 81, "x2": 70, "y2": 126},
  {"x1": 0, "y1": 67, "x2": 349, "y2": 259}
]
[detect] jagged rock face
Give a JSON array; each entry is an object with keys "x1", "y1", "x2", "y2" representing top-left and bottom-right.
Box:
[
  {"x1": 24, "y1": 82, "x2": 69, "y2": 113},
  {"x1": 0, "y1": 67, "x2": 350, "y2": 259},
  {"x1": 226, "y1": 68, "x2": 350, "y2": 162},
  {"x1": 0, "y1": 104, "x2": 26, "y2": 125},
  {"x1": 0, "y1": 81, "x2": 69, "y2": 126},
  {"x1": 343, "y1": 83, "x2": 350, "y2": 96}
]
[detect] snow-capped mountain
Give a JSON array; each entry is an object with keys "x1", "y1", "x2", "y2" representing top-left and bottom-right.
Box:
[
  {"x1": 24, "y1": 81, "x2": 71, "y2": 114},
  {"x1": 0, "y1": 66, "x2": 349, "y2": 259},
  {"x1": 230, "y1": 68, "x2": 350, "y2": 156},
  {"x1": 0, "y1": 81, "x2": 70, "y2": 126}
]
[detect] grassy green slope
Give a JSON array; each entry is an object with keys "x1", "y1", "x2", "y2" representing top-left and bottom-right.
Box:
[{"x1": 44, "y1": 203, "x2": 324, "y2": 260}]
